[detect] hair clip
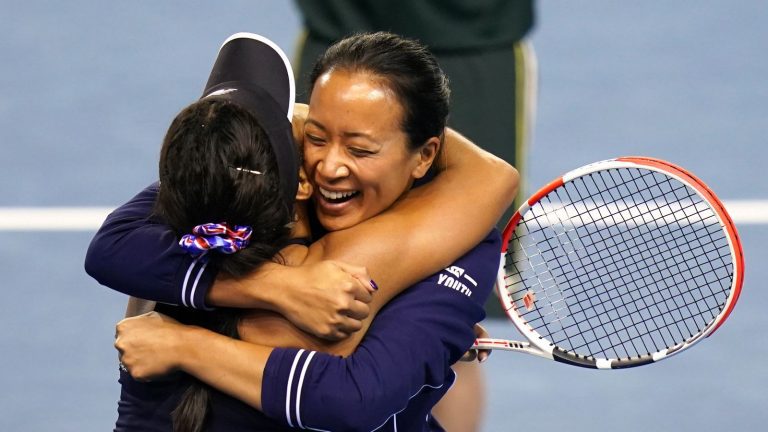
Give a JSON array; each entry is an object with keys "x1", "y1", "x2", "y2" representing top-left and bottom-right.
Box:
[{"x1": 229, "y1": 166, "x2": 263, "y2": 175}]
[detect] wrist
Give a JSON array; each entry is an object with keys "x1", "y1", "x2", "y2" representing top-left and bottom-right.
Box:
[
  {"x1": 206, "y1": 263, "x2": 295, "y2": 313},
  {"x1": 206, "y1": 268, "x2": 273, "y2": 309},
  {"x1": 175, "y1": 325, "x2": 208, "y2": 372}
]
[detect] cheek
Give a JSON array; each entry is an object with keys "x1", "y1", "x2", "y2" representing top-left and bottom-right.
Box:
[
  {"x1": 358, "y1": 159, "x2": 414, "y2": 201},
  {"x1": 302, "y1": 148, "x2": 320, "y2": 172}
]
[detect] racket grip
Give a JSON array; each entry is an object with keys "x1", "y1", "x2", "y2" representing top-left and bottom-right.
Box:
[{"x1": 473, "y1": 338, "x2": 529, "y2": 351}]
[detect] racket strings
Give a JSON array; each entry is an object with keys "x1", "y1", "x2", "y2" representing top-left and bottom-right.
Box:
[
  {"x1": 510, "y1": 178, "x2": 728, "y2": 327},
  {"x1": 549, "y1": 186, "x2": 729, "y2": 346},
  {"x1": 504, "y1": 168, "x2": 733, "y2": 360},
  {"x1": 532, "y1": 178, "x2": 728, "y2": 352},
  {"x1": 561, "y1": 255, "x2": 730, "y2": 357},
  {"x1": 599, "y1": 169, "x2": 732, "y2": 342},
  {"x1": 518, "y1": 169, "x2": 728, "y2": 294},
  {"x1": 520, "y1": 177, "x2": 732, "y2": 356},
  {"x1": 626, "y1": 168, "x2": 733, "y2": 326}
]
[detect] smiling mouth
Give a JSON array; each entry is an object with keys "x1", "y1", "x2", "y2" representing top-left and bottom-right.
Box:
[{"x1": 318, "y1": 187, "x2": 360, "y2": 204}]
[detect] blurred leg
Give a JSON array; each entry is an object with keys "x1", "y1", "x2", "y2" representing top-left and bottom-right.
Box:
[{"x1": 432, "y1": 361, "x2": 486, "y2": 432}]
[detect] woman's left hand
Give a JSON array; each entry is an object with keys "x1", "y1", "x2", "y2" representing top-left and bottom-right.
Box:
[
  {"x1": 114, "y1": 311, "x2": 186, "y2": 380},
  {"x1": 460, "y1": 322, "x2": 492, "y2": 363}
]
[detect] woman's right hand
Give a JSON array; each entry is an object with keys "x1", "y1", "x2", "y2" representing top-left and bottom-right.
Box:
[
  {"x1": 271, "y1": 260, "x2": 376, "y2": 341},
  {"x1": 115, "y1": 311, "x2": 187, "y2": 380}
]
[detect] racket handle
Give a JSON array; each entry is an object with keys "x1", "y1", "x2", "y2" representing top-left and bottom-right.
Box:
[
  {"x1": 473, "y1": 338, "x2": 553, "y2": 360},
  {"x1": 473, "y1": 338, "x2": 530, "y2": 351}
]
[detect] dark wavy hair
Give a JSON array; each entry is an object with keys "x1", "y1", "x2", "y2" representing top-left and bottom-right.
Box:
[
  {"x1": 154, "y1": 97, "x2": 295, "y2": 432},
  {"x1": 309, "y1": 31, "x2": 451, "y2": 151}
]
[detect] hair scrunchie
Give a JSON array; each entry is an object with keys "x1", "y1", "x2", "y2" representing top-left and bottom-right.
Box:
[{"x1": 179, "y1": 223, "x2": 253, "y2": 256}]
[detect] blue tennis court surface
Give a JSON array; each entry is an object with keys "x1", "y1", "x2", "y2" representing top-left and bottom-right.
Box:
[{"x1": 1, "y1": 1, "x2": 766, "y2": 430}]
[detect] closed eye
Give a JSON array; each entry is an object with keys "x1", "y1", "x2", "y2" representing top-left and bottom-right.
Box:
[
  {"x1": 305, "y1": 133, "x2": 326, "y2": 145},
  {"x1": 349, "y1": 147, "x2": 375, "y2": 157}
]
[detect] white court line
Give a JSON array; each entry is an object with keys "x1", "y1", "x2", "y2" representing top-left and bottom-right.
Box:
[
  {"x1": 0, "y1": 207, "x2": 114, "y2": 231},
  {"x1": 720, "y1": 200, "x2": 768, "y2": 224},
  {"x1": 0, "y1": 200, "x2": 766, "y2": 231}
]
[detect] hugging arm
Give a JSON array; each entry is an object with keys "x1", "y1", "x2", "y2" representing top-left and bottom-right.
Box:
[{"x1": 116, "y1": 231, "x2": 500, "y2": 430}]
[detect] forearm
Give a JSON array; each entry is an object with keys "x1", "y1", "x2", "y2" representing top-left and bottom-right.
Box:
[
  {"x1": 409, "y1": 127, "x2": 519, "y2": 239},
  {"x1": 177, "y1": 326, "x2": 273, "y2": 410},
  {"x1": 206, "y1": 262, "x2": 290, "y2": 309}
]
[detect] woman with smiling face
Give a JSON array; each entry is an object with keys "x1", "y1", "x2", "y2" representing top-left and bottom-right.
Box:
[
  {"x1": 303, "y1": 68, "x2": 440, "y2": 232},
  {"x1": 94, "y1": 32, "x2": 517, "y2": 431}
]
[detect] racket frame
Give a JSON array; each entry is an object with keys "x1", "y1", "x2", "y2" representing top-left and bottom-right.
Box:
[{"x1": 486, "y1": 156, "x2": 744, "y2": 369}]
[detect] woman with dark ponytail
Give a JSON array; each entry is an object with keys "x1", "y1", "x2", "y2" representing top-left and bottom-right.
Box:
[{"x1": 102, "y1": 34, "x2": 371, "y2": 432}]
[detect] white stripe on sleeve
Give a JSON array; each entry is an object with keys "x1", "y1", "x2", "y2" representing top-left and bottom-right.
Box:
[
  {"x1": 285, "y1": 349, "x2": 306, "y2": 428},
  {"x1": 189, "y1": 260, "x2": 209, "y2": 309},
  {"x1": 295, "y1": 350, "x2": 317, "y2": 429},
  {"x1": 180, "y1": 259, "x2": 199, "y2": 307}
]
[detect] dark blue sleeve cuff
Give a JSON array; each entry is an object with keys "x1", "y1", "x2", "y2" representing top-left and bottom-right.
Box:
[{"x1": 261, "y1": 347, "x2": 303, "y2": 427}]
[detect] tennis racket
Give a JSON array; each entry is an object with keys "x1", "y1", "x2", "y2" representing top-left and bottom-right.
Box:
[{"x1": 472, "y1": 157, "x2": 744, "y2": 369}]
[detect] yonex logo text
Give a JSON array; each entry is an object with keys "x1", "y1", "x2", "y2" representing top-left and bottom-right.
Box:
[{"x1": 437, "y1": 265, "x2": 477, "y2": 297}]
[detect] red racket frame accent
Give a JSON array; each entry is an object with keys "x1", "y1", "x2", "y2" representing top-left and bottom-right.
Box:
[{"x1": 500, "y1": 176, "x2": 565, "y2": 253}]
